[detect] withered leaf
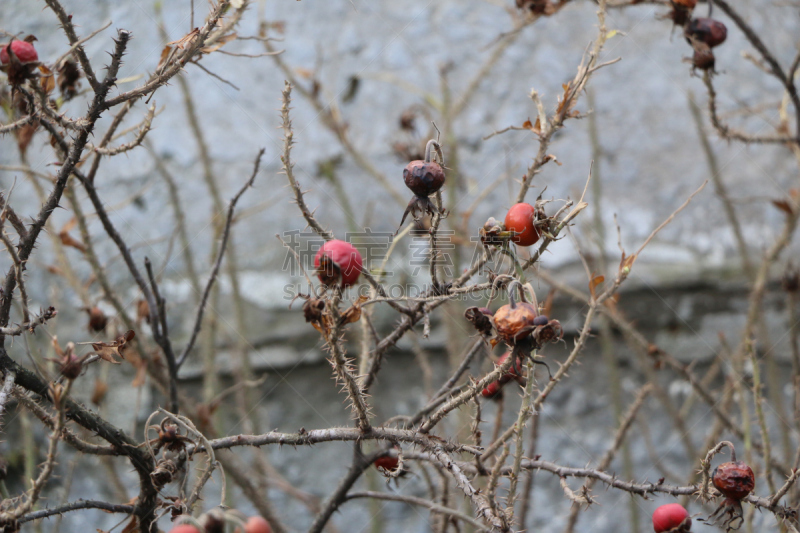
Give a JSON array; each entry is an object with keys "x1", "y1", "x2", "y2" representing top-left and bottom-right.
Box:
[
  {"x1": 522, "y1": 117, "x2": 542, "y2": 135},
  {"x1": 59, "y1": 218, "x2": 86, "y2": 252},
  {"x1": 38, "y1": 64, "x2": 55, "y2": 94},
  {"x1": 589, "y1": 275, "x2": 604, "y2": 299},
  {"x1": 120, "y1": 516, "x2": 139, "y2": 533},
  {"x1": 339, "y1": 296, "x2": 367, "y2": 326},
  {"x1": 201, "y1": 32, "x2": 237, "y2": 53},
  {"x1": 86, "y1": 330, "x2": 136, "y2": 364},
  {"x1": 91, "y1": 379, "x2": 108, "y2": 405},
  {"x1": 157, "y1": 45, "x2": 173, "y2": 71},
  {"x1": 771, "y1": 198, "x2": 797, "y2": 216},
  {"x1": 167, "y1": 28, "x2": 199, "y2": 50},
  {"x1": 16, "y1": 122, "x2": 38, "y2": 155}
]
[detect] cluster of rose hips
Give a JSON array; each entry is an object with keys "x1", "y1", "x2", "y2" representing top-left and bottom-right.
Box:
[
  {"x1": 664, "y1": 0, "x2": 727, "y2": 72},
  {"x1": 169, "y1": 513, "x2": 271, "y2": 533},
  {"x1": 651, "y1": 444, "x2": 755, "y2": 532}
]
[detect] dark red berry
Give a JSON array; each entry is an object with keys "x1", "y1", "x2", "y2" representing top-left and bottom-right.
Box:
[
  {"x1": 712, "y1": 461, "x2": 755, "y2": 501},
  {"x1": 314, "y1": 240, "x2": 363, "y2": 288},
  {"x1": 504, "y1": 203, "x2": 542, "y2": 247},
  {"x1": 0, "y1": 40, "x2": 38, "y2": 65},
  {"x1": 481, "y1": 379, "x2": 504, "y2": 399},
  {"x1": 403, "y1": 160, "x2": 445, "y2": 198},
  {"x1": 374, "y1": 454, "x2": 400, "y2": 471},
  {"x1": 686, "y1": 18, "x2": 727, "y2": 48},
  {"x1": 653, "y1": 503, "x2": 691, "y2": 532}
]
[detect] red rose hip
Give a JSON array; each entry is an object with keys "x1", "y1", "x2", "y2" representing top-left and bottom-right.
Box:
[
  {"x1": 314, "y1": 239, "x2": 363, "y2": 288},
  {"x1": 374, "y1": 454, "x2": 400, "y2": 471},
  {"x1": 0, "y1": 40, "x2": 38, "y2": 65},
  {"x1": 652, "y1": 503, "x2": 691, "y2": 532},
  {"x1": 168, "y1": 525, "x2": 201, "y2": 533},
  {"x1": 245, "y1": 516, "x2": 272, "y2": 533},
  {"x1": 504, "y1": 203, "x2": 541, "y2": 246}
]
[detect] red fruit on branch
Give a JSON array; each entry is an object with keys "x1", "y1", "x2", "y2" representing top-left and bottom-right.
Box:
[
  {"x1": 0, "y1": 40, "x2": 38, "y2": 65},
  {"x1": 481, "y1": 379, "x2": 504, "y2": 399},
  {"x1": 398, "y1": 139, "x2": 446, "y2": 229},
  {"x1": 403, "y1": 159, "x2": 445, "y2": 198},
  {"x1": 712, "y1": 461, "x2": 755, "y2": 501},
  {"x1": 374, "y1": 454, "x2": 400, "y2": 472},
  {"x1": 685, "y1": 18, "x2": 727, "y2": 48},
  {"x1": 504, "y1": 203, "x2": 541, "y2": 247},
  {"x1": 168, "y1": 525, "x2": 201, "y2": 533},
  {"x1": 1, "y1": 38, "x2": 41, "y2": 86},
  {"x1": 496, "y1": 351, "x2": 523, "y2": 385},
  {"x1": 314, "y1": 240, "x2": 363, "y2": 288},
  {"x1": 245, "y1": 516, "x2": 273, "y2": 533},
  {"x1": 653, "y1": 503, "x2": 691, "y2": 532},
  {"x1": 705, "y1": 444, "x2": 754, "y2": 531}
]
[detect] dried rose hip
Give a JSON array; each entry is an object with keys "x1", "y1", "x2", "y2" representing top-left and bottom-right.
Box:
[
  {"x1": 705, "y1": 444, "x2": 754, "y2": 531},
  {"x1": 686, "y1": 18, "x2": 727, "y2": 48},
  {"x1": 504, "y1": 203, "x2": 542, "y2": 247},
  {"x1": 464, "y1": 306, "x2": 494, "y2": 336},
  {"x1": 690, "y1": 45, "x2": 716, "y2": 71},
  {"x1": 712, "y1": 461, "x2": 754, "y2": 502},
  {"x1": 314, "y1": 239, "x2": 363, "y2": 288},
  {"x1": 653, "y1": 503, "x2": 691, "y2": 532},
  {"x1": 398, "y1": 139, "x2": 446, "y2": 229},
  {"x1": 493, "y1": 301, "x2": 540, "y2": 344},
  {"x1": 664, "y1": 0, "x2": 696, "y2": 27}
]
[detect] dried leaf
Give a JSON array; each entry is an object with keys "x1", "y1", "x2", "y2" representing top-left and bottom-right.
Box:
[
  {"x1": 339, "y1": 296, "x2": 368, "y2": 326},
  {"x1": 167, "y1": 28, "x2": 199, "y2": 50},
  {"x1": 38, "y1": 64, "x2": 55, "y2": 94},
  {"x1": 295, "y1": 67, "x2": 314, "y2": 79},
  {"x1": 522, "y1": 117, "x2": 542, "y2": 135},
  {"x1": 126, "y1": 350, "x2": 147, "y2": 388},
  {"x1": 157, "y1": 45, "x2": 173, "y2": 71},
  {"x1": 589, "y1": 275, "x2": 604, "y2": 299},
  {"x1": 16, "y1": 122, "x2": 38, "y2": 155},
  {"x1": 542, "y1": 288, "x2": 556, "y2": 318},
  {"x1": 772, "y1": 198, "x2": 796, "y2": 216},
  {"x1": 201, "y1": 32, "x2": 236, "y2": 53},
  {"x1": 59, "y1": 227, "x2": 86, "y2": 252},
  {"x1": 91, "y1": 379, "x2": 108, "y2": 405},
  {"x1": 120, "y1": 516, "x2": 139, "y2": 533},
  {"x1": 85, "y1": 330, "x2": 136, "y2": 364}
]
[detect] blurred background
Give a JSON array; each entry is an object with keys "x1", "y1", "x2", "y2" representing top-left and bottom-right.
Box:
[{"x1": 2, "y1": 0, "x2": 800, "y2": 531}]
